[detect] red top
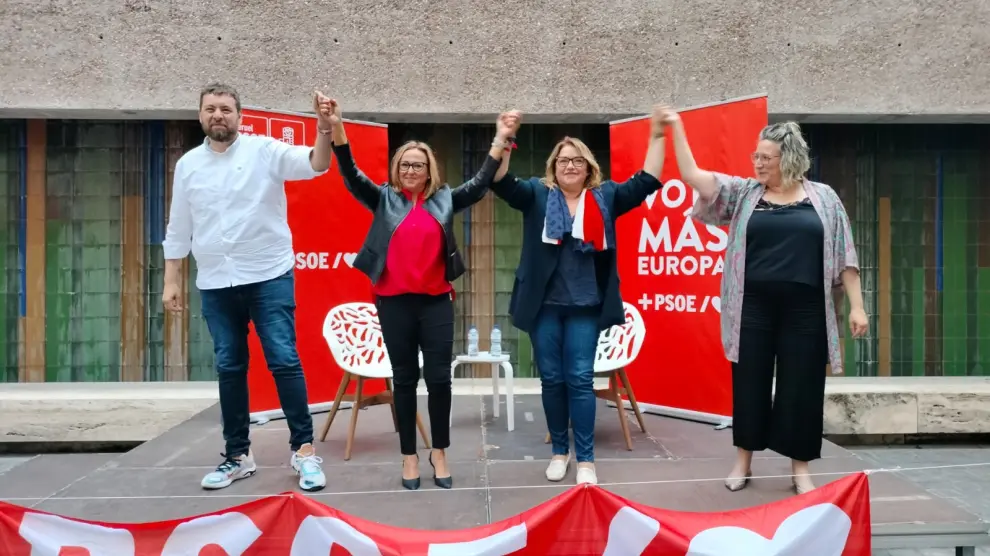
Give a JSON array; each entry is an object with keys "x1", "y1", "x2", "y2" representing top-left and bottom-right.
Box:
[{"x1": 373, "y1": 189, "x2": 452, "y2": 297}]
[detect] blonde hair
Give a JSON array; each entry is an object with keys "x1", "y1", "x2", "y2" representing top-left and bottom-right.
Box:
[
  {"x1": 389, "y1": 141, "x2": 442, "y2": 199},
  {"x1": 542, "y1": 136, "x2": 603, "y2": 189},
  {"x1": 759, "y1": 122, "x2": 811, "y2": 185}
]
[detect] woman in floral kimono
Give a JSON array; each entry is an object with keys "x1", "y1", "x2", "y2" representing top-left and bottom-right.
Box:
[{"x1": 657, "y1": 107, "x2": 868, "y2": 495}]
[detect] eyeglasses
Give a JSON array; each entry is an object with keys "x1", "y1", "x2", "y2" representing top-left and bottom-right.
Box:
[
  {"x1": 399, "y1": 162, "x2": 427, "y2": 173},
  {"x1": 750, "y1": 153, "x2": 780, "y2": 165},
  {"x1": 555, "y1": 156, "x2": 588, "y2": 168}
]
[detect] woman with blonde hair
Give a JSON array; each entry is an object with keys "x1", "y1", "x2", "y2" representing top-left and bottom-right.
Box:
[
  {"x1": 325, "y1": 99, "x2": 522, "y2": 490},
  {"x1": 657, "y1": 106, "x2": 868, "y2": 494},
  {"x1": 491, "y1": 106, "x2": 668, "y2": 485}
]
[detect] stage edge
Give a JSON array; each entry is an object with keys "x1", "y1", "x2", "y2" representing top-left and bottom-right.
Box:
[{"x1": 871, "y1": 521, "x2": 989, "y2": 553}]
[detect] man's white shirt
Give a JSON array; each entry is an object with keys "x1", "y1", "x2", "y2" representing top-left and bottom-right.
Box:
[{"x1": 162, "y1": 134, "x2": 328, "y2": 290}]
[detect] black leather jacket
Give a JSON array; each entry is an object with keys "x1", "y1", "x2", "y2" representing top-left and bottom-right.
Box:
[{"x1": 332, "y1": 142, "x2": 500, "y2": 285}]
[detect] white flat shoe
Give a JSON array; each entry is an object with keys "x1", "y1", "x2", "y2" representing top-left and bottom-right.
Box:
[
  {"x1": 545, "y1": 455, "x2": 570, "y2": 482},
  {"x1": 576, "y1": 466, "x2": 598, "y2": 485}
]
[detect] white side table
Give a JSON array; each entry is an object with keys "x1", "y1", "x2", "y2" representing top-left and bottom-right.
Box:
[{"x1": 451, "y1": 352, "x2": 515, "y2": 431}]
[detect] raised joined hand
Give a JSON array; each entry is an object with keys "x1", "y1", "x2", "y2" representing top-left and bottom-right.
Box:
[
  {"x1": 314, "y1": 91, "x2": 341, "y2": 128},
  {"x1": 656, "y1": 104, "x2": 680, "y2": 125},
  {"x1": 497, "y1": 110, "x2": 522, "y2": 141}
]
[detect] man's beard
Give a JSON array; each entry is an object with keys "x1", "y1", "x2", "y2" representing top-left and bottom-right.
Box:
[{"x1": 204, "y1": 123, "x2": 236, "y2": 143}]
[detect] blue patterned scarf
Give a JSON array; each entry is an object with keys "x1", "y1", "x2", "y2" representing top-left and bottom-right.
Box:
[{"x1": 543, "y1": 187, "x2": 614, "y2": 253}]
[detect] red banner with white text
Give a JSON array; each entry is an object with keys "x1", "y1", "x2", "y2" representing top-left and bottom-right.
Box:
[
  {"x1": 610, "y1": 95, "x2": 768, "y2": 420},
  {"x1": 239, "y1": 109, "x2": 389, "y2": 417},
  {"x1": 0, "y1": 473, "x2": 870, "y2": 555}
]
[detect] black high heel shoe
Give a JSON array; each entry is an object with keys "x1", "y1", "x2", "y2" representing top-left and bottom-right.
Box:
[
  {"x1": 429, "y1": 451, "x2": 452, "y2": 489},
  {"x1": 401, "y1": 454, "x2": 420, "y2": 490}
]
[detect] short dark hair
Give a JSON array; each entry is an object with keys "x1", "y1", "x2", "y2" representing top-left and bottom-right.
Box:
[{"x1": 199, "y1": 82, "x2": 241, "y2": 112}]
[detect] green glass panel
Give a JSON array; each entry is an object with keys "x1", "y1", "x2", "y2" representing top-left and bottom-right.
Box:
[
  {"x1": 0, "y1": 122, "x2": 21, "y2": 382},
  {"x1": 44, "y1": 121, "x2": 124, "y2": 382}
]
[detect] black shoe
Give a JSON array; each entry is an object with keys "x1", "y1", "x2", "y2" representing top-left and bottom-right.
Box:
[
  {"x1": 429, "y1": 451, "x2": 452, "y2": 489},
  {"x1": 401, "y1": 454, "x2": 420, "y2": 490}
]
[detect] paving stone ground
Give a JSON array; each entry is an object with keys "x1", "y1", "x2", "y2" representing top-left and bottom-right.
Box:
[{"x1": 853, "y1": 444, "x2": 990, "y2": 556}]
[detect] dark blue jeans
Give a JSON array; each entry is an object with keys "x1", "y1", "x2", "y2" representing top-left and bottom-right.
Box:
[
  {"x1": 532, "y1": 305, "x2": 599, "y2": 463},
  {"x1": 200, "y1": 269, "x2": 314, "y2": 457}
]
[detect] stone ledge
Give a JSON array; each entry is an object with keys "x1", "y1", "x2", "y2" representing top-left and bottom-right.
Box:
[
  {"x1": 449, "y1": 376, "x2": 990, "y2": 436},
  {"x1": 823, "y1": 377, "x2": 990, "y2": 436},
  {"x1": 0, "y1": 382, "x2": 218, "y2": 444},
  {"x1": 2, "y1": 377, "x2": 987, "y2": 444}
]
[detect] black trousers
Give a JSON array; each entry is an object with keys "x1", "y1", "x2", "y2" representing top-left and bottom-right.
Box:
[
  {"x1": 377, "y1": 293, "x2": 453, "y2": 456},
  {"x1": 732, "y1": 281, "x2": 828, "y2": 462}
]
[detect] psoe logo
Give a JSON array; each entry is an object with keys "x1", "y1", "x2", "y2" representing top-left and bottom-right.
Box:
[{"x1": 294, "y1": 252, "x2": 356, "y2": 270}]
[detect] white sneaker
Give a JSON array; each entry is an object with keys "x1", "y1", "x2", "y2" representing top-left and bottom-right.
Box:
[
  {"x1": 576, "y1": 465, "x2": 598, "y2": 485},
  {"x1": 545, "y1": 455, "x2": 570, "y2": 482},
  {"x1": 202, "y1": 451, "x2": 257, "y2": 489},
  {"x1": 291, "y1": 445, "x2": 326, "y2": 492}
]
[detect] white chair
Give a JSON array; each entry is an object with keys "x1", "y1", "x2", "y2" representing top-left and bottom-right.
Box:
[
  {"x1": 317, "y1": 302, "x2": 430, "y2": 460},
  {"x1": 544, "y1": 301, "x2": 648, "y2": 450},
  {"x1": 450, "y1": 351, "x2": 515, "y2": 431}
]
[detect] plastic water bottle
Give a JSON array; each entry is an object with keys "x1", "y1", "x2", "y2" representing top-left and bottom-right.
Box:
[
  {"x1": 467, "y1": 325, "x2": 479, "y2": 356},
  {"x1": 490, "y1": 324, "x2": 502, "y2": 357}
]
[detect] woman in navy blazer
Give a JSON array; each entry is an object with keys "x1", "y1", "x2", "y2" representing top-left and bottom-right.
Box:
[{"x1": 491, "y1": 106, "x2": 668, "y2": 485}]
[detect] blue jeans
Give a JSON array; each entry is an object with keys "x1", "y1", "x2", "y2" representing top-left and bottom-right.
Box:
[
  {"x1": 200, "y1": 269, "x2": 314, "y2": 456},
  {"x1": 532, "y1": 305, "x2": 599, "y2": 463}
]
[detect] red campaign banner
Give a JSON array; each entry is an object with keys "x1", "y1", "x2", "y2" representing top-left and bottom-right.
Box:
[
  {"x1": 610, "y1": 95, "x2": 769, "y2": 422},
  {"x1": 239, "y1": 108, "x2": 390, "y2": 418},
  {"x1": 0, "y1": 472, "x2": 870, "y2": 555}
]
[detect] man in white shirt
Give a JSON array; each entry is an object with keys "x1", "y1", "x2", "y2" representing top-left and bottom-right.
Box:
[{"x1": 162, "y1": 83, "x2": 333, "y2": 492}]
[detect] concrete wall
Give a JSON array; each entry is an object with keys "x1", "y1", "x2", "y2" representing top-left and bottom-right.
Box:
[{"x1": 1, "y1": 0, "x2": 987, "y2": 123}]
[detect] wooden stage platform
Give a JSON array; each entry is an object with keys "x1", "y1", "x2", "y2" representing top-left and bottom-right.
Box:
[{"x1": 0, "y1": 394, "x2": 987, "y2": 553}]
